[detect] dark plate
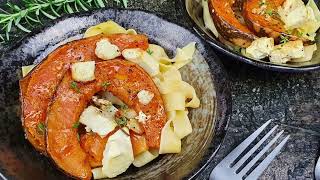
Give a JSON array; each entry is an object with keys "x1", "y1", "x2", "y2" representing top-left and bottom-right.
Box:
[
  {"x1": 0, "y1": 9, "x2": 231, "y2": 179},
  {"x1": 182, "y1": 0, "x2": 320, "y2": 72}
]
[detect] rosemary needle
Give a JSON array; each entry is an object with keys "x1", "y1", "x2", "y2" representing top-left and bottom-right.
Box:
[{"x1": 0, "y1": 0, "x2": 129, "y2": 42}]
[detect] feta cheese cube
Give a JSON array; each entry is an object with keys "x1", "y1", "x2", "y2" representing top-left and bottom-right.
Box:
[
  {"x1": 246, "y1": 37, "x2": 274, "y2": 59},
  {"x1": 102, "y1": 128, "x2": 134, "y2": 178},
  {"x1": 79, "y1": 106, "x2": 117, "y2": 137},
  {"x1": 71, "y1": 61, "x2": 95, "y2": 82},
  {"x1": 135, "y1": 111, "x2": 150, "y2": 123},
  {"x1": 95, "y1": 39, "x2": 121, "y2": 60},
  {"x1": 270, "y1": 40, "x2": 304, "y2": 64},
  {"x1": 137, "y1": 90, "x2": 154, "y2": 105}
]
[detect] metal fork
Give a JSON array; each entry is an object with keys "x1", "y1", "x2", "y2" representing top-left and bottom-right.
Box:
[{"x1": 210, "y1": 120, "x2": 290, "y2": 180}]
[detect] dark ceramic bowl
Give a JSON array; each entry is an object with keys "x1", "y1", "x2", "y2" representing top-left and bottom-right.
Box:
[
  {"x1": 183, "y1": 0, "x2": 320, "y2": 72},
  {"x1": 0, "y1": 9, "x2": 231, "y2": 179}
]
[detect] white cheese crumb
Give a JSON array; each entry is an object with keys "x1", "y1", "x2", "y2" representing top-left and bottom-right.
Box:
[
  {"x1": 246, "y1": 37, "x2": 274, "y2": 59},
  {"x1": 135, "y1": 111, "x2": 150, "y2": 123},
  {"x1": 95, "y1": 39, "x2": 121, "y2": 60},
  {"x1": 122, "y1": 48, "x2": 143, "y2": 61},
  {"x1": 79, "y1": 106, "x2": 117, "y2": 137},
  {"x1": 102, "y1": 128, "x2": 134, "y2": 178},
  {"x1": 71, "y1": 61, "x2": 95, "y2": 82},
  {"x1": 278, "y1": 0, "x2": 308, "y2": 29},
  {"x1": 137, "y1": 90, "x2": 154, "y2": 105},
  {"x1": 270, "y1": 40, "x2": 304, "y2": 64}
]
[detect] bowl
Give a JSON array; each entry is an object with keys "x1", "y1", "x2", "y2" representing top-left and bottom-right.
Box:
[
  {"x1": 0, "y1": 9, "x2": 231, "y2": 179},
  {"x1": 183, "y1": 0, "x2": 320, "y2": 72}
]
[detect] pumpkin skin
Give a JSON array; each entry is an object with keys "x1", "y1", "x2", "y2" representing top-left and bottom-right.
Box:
[
  {"x1": 208, "y1": 0, "x2": 257, "y2": 47},
  {"x1": 20, "y1": 34, "x2": 149, "y2": 154}
]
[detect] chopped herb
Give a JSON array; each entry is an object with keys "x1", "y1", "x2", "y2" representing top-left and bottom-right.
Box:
[
  {"x1": 70, "y1": 81, "x2": 80, "y2": 93},
  {"x1": 72, "y1": 121, "x2": 80, "y2": 129},
  {"x1": 101, "y1": 81, "x2": 111, "y2": 89},
  {"x1": 77, "y1": 133, "x2": 80, "y2": 141},
  {"x1": 146, "y1": 49, "x2": 153, "y2": 55},
  {"x1": 279, "y1": 35, "x2": 289, "y2": 44},
  {"x1": 265, "y1": 9, "x2": 273, "y2": 16},
  {"x1": 37, "y1": 122, "x2": 46, "y2": 134},
  {"x1": 297, "y1": 30, "x2": 304, "y2": 37},
  {"x1": 116, "y1": 116, "x2": 128, "y2": 127}
]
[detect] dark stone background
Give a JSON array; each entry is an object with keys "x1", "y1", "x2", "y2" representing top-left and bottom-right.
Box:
[{"x1": 0, "y1": 0, "x2": 319, "y2": 179}]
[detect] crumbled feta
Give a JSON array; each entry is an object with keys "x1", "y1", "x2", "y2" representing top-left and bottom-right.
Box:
[
  {"x1": 71, "y1": 61, "x2": 95, "y2": 82},
  {"x1": 102, "y1": 128, "x2": 134, "y2": 178},
  {"x1": 135, "y1": 111, "x2": 150, "y2": 123},
  {"x1": 95, "y1": 39, "x2": 121, "y2": 60},
  {"x1": 270, "y1": 40, "x2": 304, "y2": 64},
  {"x1": 122, "y1": 48, "x2": 143, "y2": 61},
  {"x1": 292, "y1": 44, "x2": 317, "y2": 62},
  {"x1": 246, "y1": 37, "x2": 274, "y2": 59},
  {"x1": 278, "y1": 0, "x2": 308, "y2": 29},
  {"x1": 137, "y1": 90, "x2": 154, "y2": 105},
  {"x1": 79, "y1": 106, "x2": 117, "y2": 137}
]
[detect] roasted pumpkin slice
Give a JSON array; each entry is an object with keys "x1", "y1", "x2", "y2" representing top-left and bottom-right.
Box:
[
  {"x1": 243, "y1": 0, "x2": 309, "y2": 42},
  {"x1": 209, "y1": 0, "x2": 256, "y2": 47},
  {"x1": 21, "y1": 34, "x2": 149, "y2": 153},
  {"x1": 46, "y1": 60, "x2": 166, "y2": 178},
  {"x1": 80, "y1": 133, "x2": 110, "y2": 168}
]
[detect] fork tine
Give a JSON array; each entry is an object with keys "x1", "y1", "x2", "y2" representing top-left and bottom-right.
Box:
[
  {"x1": 222, "y1": 120, "x2": 272, "y2": 164},
  {"x1": 232, "y1": 125, "x2": 278, "y2": 171},
  {"x1": 245, "y1": 135, "x2": 290, "y2": 180},
  {"x1": 238, "y1": 130, "x2": 284, "y2": 177}
]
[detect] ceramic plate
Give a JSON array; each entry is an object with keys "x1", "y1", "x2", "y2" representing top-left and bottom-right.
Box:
[{"x1": 0, "y1": 9, "x2": 231, "y2": 179}]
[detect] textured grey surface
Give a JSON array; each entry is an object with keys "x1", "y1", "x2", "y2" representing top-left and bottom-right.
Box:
[{"x1": 0, "y1": 0, "x2": 319, "y2": 180}]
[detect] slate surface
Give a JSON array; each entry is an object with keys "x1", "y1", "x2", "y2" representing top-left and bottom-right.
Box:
[{"x1": 0, "y1": 0, "x2": 319, "y2": 179}]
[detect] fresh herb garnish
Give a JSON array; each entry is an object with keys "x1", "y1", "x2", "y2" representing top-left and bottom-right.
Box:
[
  {"x1": 70, "y1": 81, "x2": 80, "y2": 93},
  {"x1": 101, "y1": 81, "x2": 111, "y2": 89},
  {"x1": 116, "y1": 116, "x2": 128, "y2": 127},
  {"x1": 279, "y1": 35, "x2": 289, "y2": 44},
  {"x1": 297, "y1": 30, "x2": 304, "y2": 37},
  {"x1": 0, "y1": 0, "x2": 129, "y2": 42},
  {"x1": 146, "y1": 49, "x2": 153, "y2": 55},
  {"x1": 37, "y1": 122, "x2": 46, "y2": 134},
  {"x1": 265, "y1": 9, "x2": 273, "y2": 16},
  {"x1": 77, "y1": 133, "x2": 80, "y2": 141},
  {"x1": 72, "y1": 121, "x2": 80, "y2": 129}
]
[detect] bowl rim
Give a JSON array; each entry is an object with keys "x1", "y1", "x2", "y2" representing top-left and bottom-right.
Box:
[
  {"x1": 0, "y1": 8, "x2": 233, "y2": 179},
  {"x1": 181, "y1": 0, "x2": 320, "y2": 73}
]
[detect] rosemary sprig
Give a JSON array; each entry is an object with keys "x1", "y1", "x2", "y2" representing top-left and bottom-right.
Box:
[{"x1": 0, "y1": 0, "x2": 129, "y2": 42}]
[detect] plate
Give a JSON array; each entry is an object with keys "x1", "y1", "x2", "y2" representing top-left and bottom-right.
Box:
[
  {"x1": 0, "y1": 9, "x2": 231, "y2": 179},
  {"x1": 183, "y1": 0, "x2": 320, "y2": 72}
]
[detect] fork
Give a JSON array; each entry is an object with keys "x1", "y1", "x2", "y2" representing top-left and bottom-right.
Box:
[{"x1": 210, "y1": 120, "x2": 290, "y2": 180}]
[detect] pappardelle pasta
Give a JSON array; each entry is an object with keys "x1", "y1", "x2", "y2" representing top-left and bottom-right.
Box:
[{"x1": 20, "y1": 20, "x2": 200, "y2": 179}]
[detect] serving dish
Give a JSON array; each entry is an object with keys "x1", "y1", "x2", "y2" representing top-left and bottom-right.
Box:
[
  {"x1": 183, "y1": 0, "x2": 320, "y2": 72},
  {"x1": 0, "y1": 9, "x2": 231, "y2": 179}
]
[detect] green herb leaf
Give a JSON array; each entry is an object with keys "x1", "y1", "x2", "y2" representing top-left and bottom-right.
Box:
[
  {"x1": 37, "y1": 122, "x2": 46, "y2": 134},
  {"x1": 72, "y1": 121, "x2": 80, "y2": 128},
  {"x1": 77, "y1": 133, "x2": 80, "y2": 141},
  {"x1": 116, "y1": 116, "x2": 128, "y2": 127},
  {"x1": 101, "y1": 81, "x2": 110, "y2": 89},
  {"x1": 265, "y1": 9, "x2": 273, "y2": 16},
  {"x1": 0, "y1": 0, "x2": 129, "y2": 43},
  {"x1": 70, "y1": 81, "x2": 80, "y2": 92},
  {"x1": 146, "y1": 49, "x2": 153, "y2": 55},
  {"x1": 279, "y1": 35, "x2": 289, "y2": 44}
]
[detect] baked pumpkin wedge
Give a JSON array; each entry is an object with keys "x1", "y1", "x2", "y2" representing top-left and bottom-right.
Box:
[
  {"x1": 46, "y1": 60, "x2": 166, "y2": 179},
  {"x1": 208, "y1": 0, "x2": 257, "y2": 47},
  {"x1": 20, "y1": 34, "x2": 149, "y2": 153},
  {"x1": 243, "y1": 0, "x2": 309, "y2": 42}
]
